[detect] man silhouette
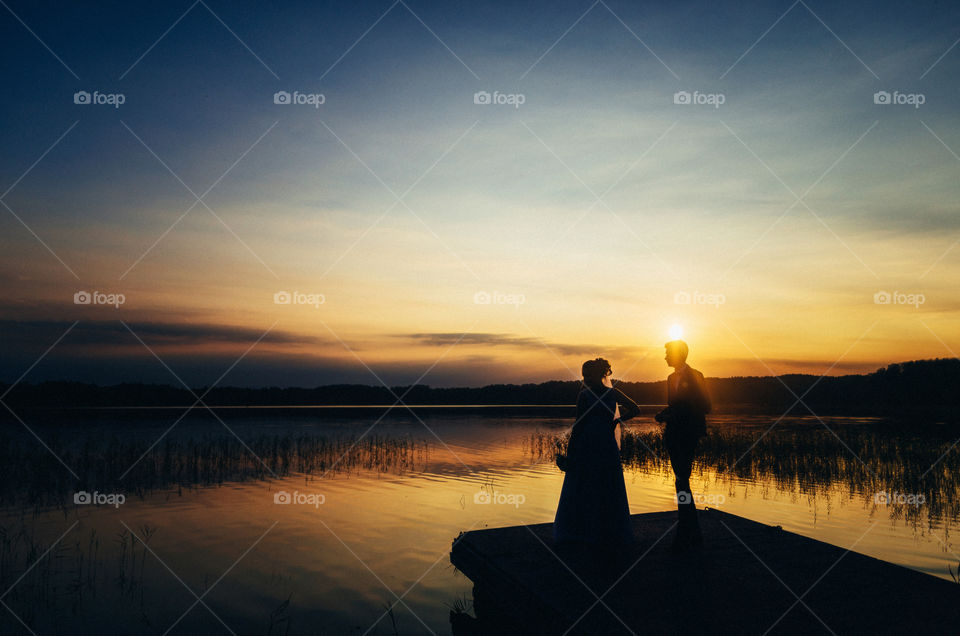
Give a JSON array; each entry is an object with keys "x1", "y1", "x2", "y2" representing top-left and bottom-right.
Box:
[{"x1": 655, "y1": 340, "x2": 711, "y2": 551}]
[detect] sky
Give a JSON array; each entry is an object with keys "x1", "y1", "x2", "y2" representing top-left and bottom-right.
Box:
[{"x1": 1, "y1": 0, "x2": 959, "y2": 388}]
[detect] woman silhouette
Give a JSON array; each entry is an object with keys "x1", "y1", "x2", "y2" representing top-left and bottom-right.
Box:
[{"x1": 554, "y1": 358, "x2": 640, "y2": 548}]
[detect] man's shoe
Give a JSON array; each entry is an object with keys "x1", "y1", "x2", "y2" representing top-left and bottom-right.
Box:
[{"x1": 670, "y1": 524, "x2": 703, "y2": 553}]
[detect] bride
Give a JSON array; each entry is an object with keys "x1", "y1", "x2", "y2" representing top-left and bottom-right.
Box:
[{"x1": 554, "y1": 358, "x2": 640, "y2": 548}]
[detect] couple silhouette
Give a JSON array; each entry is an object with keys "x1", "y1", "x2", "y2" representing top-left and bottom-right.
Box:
[{"x1": 554, "y1": 340, "x2": 711, "y2": 553}]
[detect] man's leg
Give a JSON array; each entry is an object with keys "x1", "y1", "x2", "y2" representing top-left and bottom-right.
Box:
[
  {"x1": 679, "y1": 439, "x2": 701, "y2": 541},
  {"x1": 667, "y1": 436, "x2": 701, "y2": 548}
]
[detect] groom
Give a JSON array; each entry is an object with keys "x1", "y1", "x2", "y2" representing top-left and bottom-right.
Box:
[{"x1": 655, "y1": 339, "x2": 711, "y2": 551}]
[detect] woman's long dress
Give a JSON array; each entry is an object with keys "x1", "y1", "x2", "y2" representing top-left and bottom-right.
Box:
[{"x1": 553, "y1": 387, "x2": 634, "y2": 546}]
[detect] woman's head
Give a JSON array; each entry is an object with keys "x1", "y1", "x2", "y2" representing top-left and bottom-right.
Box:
[{"x1": 581, "y1": 357, "x2": 612, "y2": 388}]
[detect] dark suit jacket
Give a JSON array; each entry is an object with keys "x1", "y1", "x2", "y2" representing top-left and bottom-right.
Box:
[{"x1": 663, "y1": 365, "x2": 711, "y2": 441}]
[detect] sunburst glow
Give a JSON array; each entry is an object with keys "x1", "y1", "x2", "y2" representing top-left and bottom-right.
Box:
[{"x1": 669, "y1": 324, "x2": 684, "y2": 341}]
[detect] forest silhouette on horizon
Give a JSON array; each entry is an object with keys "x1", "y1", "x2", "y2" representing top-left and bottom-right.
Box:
[{"x1": 2, "y1": 358, "x2": 958, "y2": 416}]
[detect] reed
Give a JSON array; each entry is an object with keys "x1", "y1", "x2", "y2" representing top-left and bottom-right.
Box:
[
  {"x1": 529, "y1": 425, "x2": 960, "y2": 523},
  {"x1": 0, "y1": 431, "x2": 429, "y2": 508}
]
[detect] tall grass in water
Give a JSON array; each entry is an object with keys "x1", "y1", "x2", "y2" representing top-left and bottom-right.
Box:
[
  {"x1": 0, "y1": 431, "x2": 429, "y2": 508},
  {"x1": 0, "y1": 429, "x2": 429, "y2": 631},
  {"x1": 0, "y1": 522, "x2": 111, "y2": 627},
  {"x1": 0, "y1": 515, "x2": 298, "y2": 635},
  {"x1": 529, "y1": 425, "x2": 960, "y2": 524}
]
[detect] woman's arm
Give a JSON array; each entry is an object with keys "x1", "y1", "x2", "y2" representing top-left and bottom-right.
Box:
[
  {"x1": 695, "y1": 370, "x2": 712, "y2": 415},
  {"x1": 613, "y1": 388, "x2": 641, "y2": 423}
]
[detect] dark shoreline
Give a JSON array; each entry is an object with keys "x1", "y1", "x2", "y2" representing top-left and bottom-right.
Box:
[
  {"x1": 2, "y1": 404, "x2": 958, "y2": 423},
  {"x1": 3, "y1": 358, "x2": 959, "y2": 417}
]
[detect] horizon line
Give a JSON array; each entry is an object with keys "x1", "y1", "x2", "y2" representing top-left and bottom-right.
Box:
[{"x1": 2, "y1": 357, "x2": 955, "y2": 392}]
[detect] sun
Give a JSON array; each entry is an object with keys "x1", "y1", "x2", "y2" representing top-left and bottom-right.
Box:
[{"x1": 669, "y1": 324, "x2": 684, "y2": 340}]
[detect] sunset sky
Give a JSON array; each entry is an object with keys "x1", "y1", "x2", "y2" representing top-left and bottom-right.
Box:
[{"x1": 1, "y1": 0, "x2": 959, "y2": 388}]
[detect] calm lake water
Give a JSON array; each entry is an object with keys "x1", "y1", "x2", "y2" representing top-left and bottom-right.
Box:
[{"x1": 1, "y1": 409, "x2": 958, "y2": 635}]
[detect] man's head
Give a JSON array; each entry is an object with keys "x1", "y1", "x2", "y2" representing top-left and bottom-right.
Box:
[{"x1": 664, "y1": 340, "x2": 689, "y2": 369}]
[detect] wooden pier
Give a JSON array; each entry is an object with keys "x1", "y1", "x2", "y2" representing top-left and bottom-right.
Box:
[{"x1": 449, "y1": 509, "x2": 960, "y2": 635}]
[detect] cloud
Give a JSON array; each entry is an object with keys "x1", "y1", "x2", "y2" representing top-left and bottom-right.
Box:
[
  {"x1": 0, "y1": 346, "x2": 556, "y2": 389},
  {"x1": 0, "y1": 320, "x2": 327, "y2": 349},
  {"x1": 403, "y1": 332, "x2": 649, "y2": 358},
  {"x1": 712, "y1": 357, "x2": 885, "y2": 376}
]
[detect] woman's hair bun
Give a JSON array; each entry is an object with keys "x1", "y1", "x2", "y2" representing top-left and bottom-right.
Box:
[{"x1": 581, "y1": 357, "x2": 612, "y2": 383}]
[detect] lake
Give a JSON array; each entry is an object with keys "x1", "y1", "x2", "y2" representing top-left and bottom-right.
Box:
[{"x1": 1, "y1": 408, "x2": 958, "y2": 635}]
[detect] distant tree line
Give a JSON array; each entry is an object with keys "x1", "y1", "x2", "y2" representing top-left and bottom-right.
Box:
[{"x1": 1, "y1": 359, "x2": 958, "y2": 415}]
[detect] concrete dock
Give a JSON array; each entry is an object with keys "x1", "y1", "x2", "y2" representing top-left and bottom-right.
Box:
[{"x1": 449, "y1": 509, "x2": 960, "y2": 635}]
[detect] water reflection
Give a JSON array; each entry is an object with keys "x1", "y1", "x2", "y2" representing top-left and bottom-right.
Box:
[{"x1": 1, "y1": 413, "x2": 958, "y2": 634}]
